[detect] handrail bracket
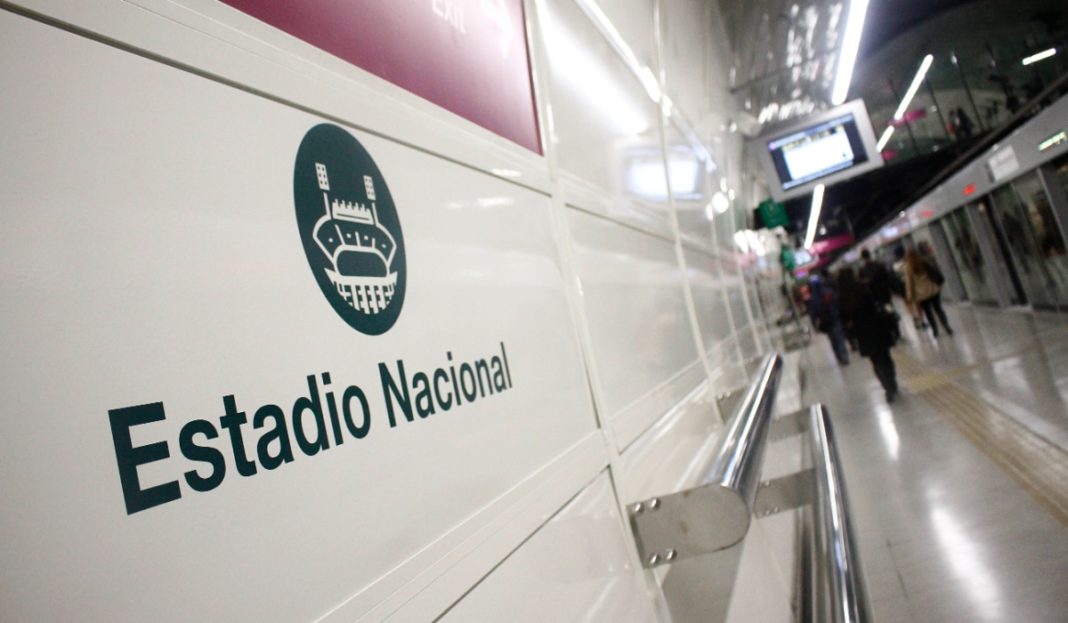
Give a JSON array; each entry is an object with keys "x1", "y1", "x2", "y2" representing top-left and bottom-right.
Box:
[{"x1": 753, "y1": 468, "x2": 816, "y2": 518}]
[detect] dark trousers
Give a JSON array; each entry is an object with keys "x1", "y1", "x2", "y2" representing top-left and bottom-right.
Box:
[
  {"x1": 827, "y1": 321, "x2": 849, "y2": 365},
  {"x1": 920, "y1": 294, "x2": 952, "y2": 336},
  {"x1": 869, "y1": 348, "x2": 897, "y2": 395}
]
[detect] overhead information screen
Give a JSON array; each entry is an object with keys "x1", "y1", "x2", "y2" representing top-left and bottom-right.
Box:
[
  {"x1": 757, "y1": 100, "x2": 883, "y2": 201},
  {"x1": 769, "y1": 114, "x2": 868, "y2": 190}
]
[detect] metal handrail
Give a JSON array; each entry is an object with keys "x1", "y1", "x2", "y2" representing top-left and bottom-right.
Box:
[
  {"x1": 629, "y1": 352, "x2": 784, "y2": 566},
  {"x1": 807, "y1": 404, "x2": 872, "y2": 623},
  {"x1": 708, "y1": 352, "x2": 784, "y2": 514}
]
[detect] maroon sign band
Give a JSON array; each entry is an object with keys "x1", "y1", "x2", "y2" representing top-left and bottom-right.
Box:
[{"x1": 223, "y1": 0, "x2": 542, "y2": 153}]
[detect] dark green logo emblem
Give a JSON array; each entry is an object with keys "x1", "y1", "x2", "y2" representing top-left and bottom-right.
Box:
[{"x1": 294, "y1": 124, "x2": 406, "y2": 335}]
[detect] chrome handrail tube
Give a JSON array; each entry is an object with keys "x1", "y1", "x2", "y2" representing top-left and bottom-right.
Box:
[
  {"x1": 627, "y1": 352, "x2": 784, "y2": 565},
  {"x1": 707, "y1": 352, "x2": 784, "y2": 513},
  {"x1": 807, "y1": 404, "x2": 872, "y2": 623}
]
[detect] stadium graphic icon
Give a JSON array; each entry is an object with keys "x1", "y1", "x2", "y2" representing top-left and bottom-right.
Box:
[{"x1": 294, "y1": 124, "x2": 406, "y2": 335}]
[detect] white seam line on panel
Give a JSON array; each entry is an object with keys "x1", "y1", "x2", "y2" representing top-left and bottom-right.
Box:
[
  {"x1": 654, "y1": 62, "x2": 714, "y2": 389},
  {"x1": 524, "y1": 7, "x2": 654, "y2": 603}
]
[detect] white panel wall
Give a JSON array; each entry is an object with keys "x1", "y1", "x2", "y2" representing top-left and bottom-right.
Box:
[
  {"x1": 566, "y1": 209, "x2": 703, "y2": 450},
  {"x1": 440, "y1": 472, "x2": 659, "y2": 622},
  {"x1": 538, "y1": 0, "x2": 669, "y2": 231},
  {"x1": 0, "y1": 0, "x2": 786, "y2": 620}
]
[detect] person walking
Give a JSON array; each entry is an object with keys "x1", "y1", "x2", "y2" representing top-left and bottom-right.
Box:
[
  {"x1": 858, "y1": 249, "x2": 902, "y2": 343},
  {"x1": 894, "y1": 245, "x2": 926, "y2": 331},
  {"x1": 838, "y1": 267, "x2": 899, "y2": 403},
  {"x1": 904, "y1": 248, "x2": 953, "y2": 337},
  {"x1": 807, "y1": 271, "x2": 849, "y2": 365}
]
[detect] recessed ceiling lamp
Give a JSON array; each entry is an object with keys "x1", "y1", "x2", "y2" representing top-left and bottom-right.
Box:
[
  {"x1": 894, "y1": 54, "x2": 934, "y2": 120},
  {"x1": 830, "y1": 0, "x2": 870, "y2": 105},
  {"x1": 876, "y1": 126, "x2": 895, "y2": 152},
  {"x1": 1022, "y1": 48, "x2": 1057, "y2": 66},
  {"x1": 804, "y1": 183, "x2": 826, "y2": 249},
  {"x1": 712, "y1": 191, "x2": 730, "y2": 214}
]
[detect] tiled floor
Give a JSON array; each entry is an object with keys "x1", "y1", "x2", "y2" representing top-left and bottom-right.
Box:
[{"x1": 799, "y1": 303, "x2": 1068, "y2": 623}]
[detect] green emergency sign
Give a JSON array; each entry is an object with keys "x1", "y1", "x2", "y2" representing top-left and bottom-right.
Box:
[{"x1": 758, "y1": 199, "x2": 788, "y2": 229}]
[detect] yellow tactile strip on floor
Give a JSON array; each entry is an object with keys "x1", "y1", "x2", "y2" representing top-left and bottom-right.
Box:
[{"x1": 895, "y1": 351, "x2": 1068, "y2": 527}]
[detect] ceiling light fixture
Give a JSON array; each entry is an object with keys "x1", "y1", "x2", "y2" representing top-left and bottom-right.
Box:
[
  {"x1": 876, "y1": 126, "x2": 895, "y2": 151},
  {"x1": 1022, "y1": 48, "x2": 1057, "y2": 66},
  {"x1": 573, "y1": 0, "x2": 662, "y2": 102},
  {"x1": 804, "y1": 183, "x2": 826, "y2": 249},
  {"x1": 894, "y1": 54, "x2": 934, "y2": 120},
  {"x1": 830, "y1": 0, "x2": 870, "y2": 105},
  {"x1": 712, "y1": 191, "x2": 730, "y2": 214}
]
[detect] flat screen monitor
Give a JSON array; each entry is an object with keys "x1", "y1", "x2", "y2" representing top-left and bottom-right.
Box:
[{"x1": 757, "y1": 100, "x2": 883, "y2": 201}]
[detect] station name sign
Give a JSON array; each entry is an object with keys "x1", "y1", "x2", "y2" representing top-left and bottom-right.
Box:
[{"x1": 108, "y1": 343, "x2": 513, "y2": 514}]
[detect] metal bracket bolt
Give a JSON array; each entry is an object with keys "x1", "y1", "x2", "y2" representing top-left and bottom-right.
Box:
[
  {"x1": 631, "y1": 498, "x2": 661, "y2": 516},
  {"x1": 646, "y1": 547, "x2": 677, "y2": 567}
]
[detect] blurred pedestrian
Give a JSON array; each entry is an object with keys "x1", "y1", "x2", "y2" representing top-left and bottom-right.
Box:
[
  {"x1": 893, "y1": 245, "x2": 924, "y2": 330},
  {"x1": 807, "y1": 271, "x2": 849, "y2": 365},
  {"x1": 838, "y1": 267, "x2": 899, "y2": 403},
  {"x1": 953, "y1": 107, "x2": 974, "y2": 139},
  {"x1": 858, "y1": 249, "x2": 901, "y2": 343},
  {"x1": 904, "y1": 249, "x2": 953, "y2": 337}
]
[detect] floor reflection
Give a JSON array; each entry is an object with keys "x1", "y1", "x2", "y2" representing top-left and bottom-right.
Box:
[{"x1": 798, "y1": 303, "x2": 1068, "y2": 623}]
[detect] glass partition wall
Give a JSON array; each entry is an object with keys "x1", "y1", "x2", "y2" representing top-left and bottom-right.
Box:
[
  {"x1": 992, "y1": 173, "x2": 1068, "y2": 309},
  {"x1": 919, "y1": 223, "x2": 967, "y2": 302},
  {"x1": 939, "y1": 206, "x2": 998, "y2": 304}
]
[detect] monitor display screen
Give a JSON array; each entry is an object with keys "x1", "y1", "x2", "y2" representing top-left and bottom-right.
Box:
[
  {"x1": 756, "y1": 100, "x2": 883, "y2": 201},
  {"x1": 768, "y1": 114, "x2": 868, "y2": 190}
]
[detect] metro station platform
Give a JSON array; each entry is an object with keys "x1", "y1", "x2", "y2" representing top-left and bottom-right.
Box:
[{"x1": 799, "y1": 304, "x2": 1068, "y2": 622}]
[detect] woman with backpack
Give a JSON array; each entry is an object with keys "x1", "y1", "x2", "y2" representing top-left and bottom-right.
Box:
[{"x1": 904, "y1": 248, "x2": 954, "y2": 337}]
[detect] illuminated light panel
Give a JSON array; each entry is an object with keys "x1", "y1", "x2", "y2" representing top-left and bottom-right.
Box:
[
  {"x1": 625, "y1": 160, "x2": 668, "y2": 199},
  {"x1": 803, "y1": 183, "x2": 826, "y2": 249},
  {"x1": 1022, "y1": 47, "x2": 1056, "y2": 66},
  {"x1": 626, "y1": 149, "x2": 702, "y2": 201},
  {"x1": 831, "y1": 0, "x2": 870, "y2": 105},
  {"x1": 894, "y1": 54, "x2": 934, "y2": 120},
  {"x1": 1038, "y1": 130, "x2": 1067, "y2": 152},
  {"x1": 963, "y1": 183, "x2": 977, "y2": 196},
  {"x1": 733, "y1": 230, "x2": 749, "y2": 253},
  {"x1": 876, "y1": 126, "x2": 895, "y2": 151},
  {"x1": 712, "y1": 191, "x2": 730, "y2": 214}
]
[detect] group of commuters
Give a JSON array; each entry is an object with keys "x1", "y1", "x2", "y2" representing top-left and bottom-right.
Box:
[{"x1": 805, "y1": 244, "x2": 952, "y2": 404}]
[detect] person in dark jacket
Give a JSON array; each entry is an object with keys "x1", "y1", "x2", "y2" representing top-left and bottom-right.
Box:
[
  {"x1": 807, "y1": 272, "x2": 849, "y2": 366},
  {"x1": 859, "y1": 250, "x2": 892, "y2": 304},
  {"x1": 858, "y1": 249, "x2": 901, "y2": 343},
  {"x1": 838, "y1": 267, "x2": 899, "y2": 403}
]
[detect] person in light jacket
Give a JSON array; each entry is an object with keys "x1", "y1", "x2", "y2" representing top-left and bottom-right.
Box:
[{"x1": 904, "y1": 249, "x2": 953, "y2": 337}]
